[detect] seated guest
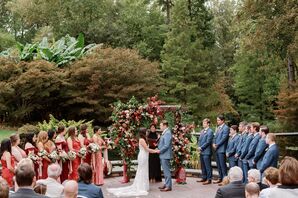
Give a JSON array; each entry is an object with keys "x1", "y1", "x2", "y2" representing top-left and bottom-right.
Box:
[
  {"x1": 248, "y1": 169, "x2": 268, "y2": 190},
  {"x1": 245, "y1": 182, "x2": 260, "y2": 198},
  {"x1": 64, "y1": 180, "x2": 78, "y2": 198},
  {"x1": 10, "y1": 158, "x2": 48, "y2": 198},
  {"x1": 260, "y1": 133, "x2": 279, "y2": 173},
  {"x1": 34, "y1": 184, "x2": 47, "y2": 195},
  {"x1": 78, "y1": 163, "x2": 104, "y2": 198},
  {"x1": 0, "y1": 177, "x2": 9, "y2": 198},
  {"x1": 268, "y1": 157, "x2": 298, "y2": 198},
  {"x1": 215, "y1": 166, "x2": 245, "y2": 198},
  {"x1": 36, "y1": 164, "x2": 64, "y2": 198},
  {"x1": 259, "y1": 167, "x2": 279, "y2": 198}
]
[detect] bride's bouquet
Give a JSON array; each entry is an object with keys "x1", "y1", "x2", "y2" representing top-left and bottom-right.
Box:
[
  {"x1": 88, "y1": 143, "x2": 100, "y2": 153},
  {"x1": 48, "y1": 150, "x2": 60, "y2": 163},
  {"x1": 78, "y1": 147, "x2": 87, "y2": 158},
  {"x1": 68, "y1": 150, "x2": 77, "y2": 161}
]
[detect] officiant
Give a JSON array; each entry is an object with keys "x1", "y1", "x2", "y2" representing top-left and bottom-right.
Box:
[{"x1": 147, "y1": 124, "x2": 162, "y2": 183}]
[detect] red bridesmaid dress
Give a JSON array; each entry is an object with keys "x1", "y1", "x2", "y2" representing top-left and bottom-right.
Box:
[
  {"x1": 40, "y1": 146, "x2": 51, "y2": 179},
  {"x1": 25, "y1": 145, "x2": 39, "y2": 179},
  {"x1": 56, "y1": 140, "x2": 69, "y2": 183},
  {"x1": 1, "y1": 153, "x2": 15, "y2": 187},
  {"x1": 83, "y1": 138, "x2": 92, "y2": 165},
  {"x1": 68, "y1": 139, "x2": 81, "y2": 181}
]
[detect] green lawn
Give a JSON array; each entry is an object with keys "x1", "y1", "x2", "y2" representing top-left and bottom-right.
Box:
[{"x1": 0, "y1": 130, "x2": 16, "y2": 141}]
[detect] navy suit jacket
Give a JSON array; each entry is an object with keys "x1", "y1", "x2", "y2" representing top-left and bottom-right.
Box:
[
  {"x1": 78, "y1": 182, "x2": 104, "y2": 198},
  {"x1": 235, "y1": 133, "x2": 247, "y2": 156},
  {"x1": 214, "y1": 124, "x2": 230, "y2": 153},
  {"x1": 198, "y1": 128, "x2": 214, "y2": 155},
  {"x1": 226, "y1": 134, "x2": 240, "y2": 158},
  {"x1": 240, "y1": 133, "x2": 253, "y2": 160},
  {"x1": 253, "y1": 137, "x2": 268, "y2": 166},
  {"x1": 260, "y1": 144, "x2": 279, "y2": 173},
  {"x1": 245, "y1": 133, "x2": 261, "y2": 160}
]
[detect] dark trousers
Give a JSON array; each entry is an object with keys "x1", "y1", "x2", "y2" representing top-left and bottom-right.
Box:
[
  {"x1": 215, "y1": 152, "x2": 227, "y2": 180},
  {"x1": 228, "y1": 157, "x2": 238, "y2": 168},
  {"x1": 242, "y1": 160, "x2": 249, "y2": 183},
  {"x1": 200, "y1": 154, "x2": 212, "y2": 181}
]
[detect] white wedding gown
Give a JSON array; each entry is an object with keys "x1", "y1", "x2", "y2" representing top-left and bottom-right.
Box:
[{"x1": 107, "y1": 143, "x2": 149, "y2": 197}]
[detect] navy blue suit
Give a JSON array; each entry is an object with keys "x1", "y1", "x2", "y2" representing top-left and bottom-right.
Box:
[
  {"x1": 226, "y1": 134, "x2": 240, "y2": 168},
  {"x1": 235, "y1": 133, "x2": 247, "y2": 167},
  {"x1": 214, "y1": 124, "x2": 229, "y2": 180},
  {"x1": 78, "y1": 181, "x2": 104, "y2": 198},
  {"x1": 198, "y1": 128, "x2": 214, "y2": 181},
  {"x1": 260, "y1": 144, "x2": 279, "y2": 173},
  {"x1": 245, "y1": 133, "x2": 261, "y2": 168},
  {"x1": 253, "y1": 137, "x2": 268, "y2": 169},
  {"x1": 239, "y1": 133, "x2": 253, "y2": 183}
]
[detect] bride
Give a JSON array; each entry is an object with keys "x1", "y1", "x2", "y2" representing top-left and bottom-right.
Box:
[{"x1": 107, "y1": 128, "x2": 159, "y2": 197}]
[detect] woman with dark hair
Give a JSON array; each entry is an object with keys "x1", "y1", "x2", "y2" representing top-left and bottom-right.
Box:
[
  {"x1": 55, "y1": 125, "x2": 69, "y2": 183},
  {"x1": 24, "y1": 132, "x2": 39, "y2": 178},
  {"x1": 78, "y1": 124, "x2": 92, "y2": 165},
  {"x1": 147, "y1": 124, "x2": 162, "y2": 183},
  {"x1": 92, "y1": 126, "x2": 105, "y2": 185},
  {"x1": 107, "y1": 128, "x2": 159, "y2": 197},
  {"x1": 78, "y1": 163, "x2": 104, "y2": 198},
  {"x1": 0, "y1": 138, "x2": 15, "y2": 187},
  {"x1": 10, "y1": 133, "x2": 27, "y2": 163},
  {"x1": 67, "y1": 126, "x2": 82, "y2": 180},
  {"x1": 46, "y1": 129, "x2": 56, "y2": 153}
]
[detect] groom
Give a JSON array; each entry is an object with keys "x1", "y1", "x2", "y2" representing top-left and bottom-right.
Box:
[{"x1": 157, "y1": 120, "x2": 172, "y2": 192}]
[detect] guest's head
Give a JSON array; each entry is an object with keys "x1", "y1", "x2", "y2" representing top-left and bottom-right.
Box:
[
  {"x1": 279, "y1": 156, "x2": 298, "y2": 186},
  {"x1": 251, "y1": 122, "x2": 260, "y2": 133},
  {"x1": 259, "y1": 125, "x2": 269, "y2": 137},
  {"x1": 34, "y1": 184, "x2": 47, "y2": 195},
  {"x1": 239, "y1": 121, "x2": 248, "y2": 133},
  {"x1": 216, "y1": 115, "x2": 225, "y2": 126},
  {"x1": 68, "y1": 127, "x2": 77, "y2": 139},
  {"x1": 228, "y1": 166, "x2": 243, "y2": 182},
  {"x1": 10, "y1": 133, "x2": 21, "y2": 147},
  {"x1": 57, "y1": 125, "x2": 66, "y2": 135},
  {"x1": 150, "y1": 124, "x2": 156, "y2": 132},
  {"x1": 0, "y1": 177, "x2": 9, "y2": 198},
  {"x1": 248, "y1": 169, "x2": 261, "y2": 183},
  {"x1": 47, "y1": 129, "x2": 56, "y2": 141},
  {"x1": 80, "y1": 124, "x2": 88, "y2": 137},
  {"x1": 47, "y1": 163, "x2": 62, "y2": 180},
  {"x1": 202, "y1": 118, "x2": 211, "y2": 128},
  {"x1": 64, "y1": 180, "x2": 78, "y2": 198},
  {"x1": 15, "y1": 158, "x2": 36, "y2": 187},
  {"x1": 245, "y1": 182, "x2": 260, "y2": 198},
  {"x1": 37, "y1": 131, "x2": 48, "y2": 144},
  {"x1": 263, "y1": 167, "x2": 279, "y2": 186},
  {"x1": 229, "y1": 125, "x2": 238, "y2": 136},
  {"x1": 78, "y1": 163, "x2": 93, "y2": 184},
  {"x1": 93, "y1": 126, "x2": 101, "y2": 134},
  {"x1": 0, "y1": 138, "x2": 12, "y2": 157},
  {"x1": 159, "y1": 120, "x2": 168, "y2": 131},
  {"x1": 266, "y1": 133, "x2": 276, "y2": 145}
]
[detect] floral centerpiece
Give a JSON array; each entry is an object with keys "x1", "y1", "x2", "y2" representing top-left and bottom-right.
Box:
[{"x1": 48, "y1": 150, "x2": 60, "y2": 163}]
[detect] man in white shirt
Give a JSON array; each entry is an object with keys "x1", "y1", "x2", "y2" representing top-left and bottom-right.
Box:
[{"x1": 36, "y1": 164, "x2": 64, "y2": 198}]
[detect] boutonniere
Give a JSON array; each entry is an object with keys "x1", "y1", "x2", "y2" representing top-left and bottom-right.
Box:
[{"x1": 265, "y1": 148, "x2": 269, "y2": 152}]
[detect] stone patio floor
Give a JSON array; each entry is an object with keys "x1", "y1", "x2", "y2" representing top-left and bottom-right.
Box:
[{"x1": 101, "y1": 177, "x2": 218, "y2": 198}]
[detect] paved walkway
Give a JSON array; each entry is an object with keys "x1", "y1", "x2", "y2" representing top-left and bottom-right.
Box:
[{"x1": 101, "y1": 177, "x2": 218, "y2": 198}]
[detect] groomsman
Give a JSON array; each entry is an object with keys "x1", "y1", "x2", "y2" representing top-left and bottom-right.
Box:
[
  {"x1": 197, "y1": 118, "x2": 214, "y2": 185},
  {"x1": 253, "y1": 126, "x2": 269, "y2": 169},
  {"x1": 226, "y1": 125, "x2": 240, "y2": 168},
  {"x1": 235, "y1": 121, "x2": 248, "y2": 168},
  {"x1": 260, "y1": 133, "x2": 279, "y2": 173},
  {"x1": 213, "y1": 115, "x2": 229, "y2": 185},
  {"x1": 239, "y1": 124, "x2": 253, "y2": 183},
  {"x1": 245, "y1": 122, "x2": 261, "y2": 169}
]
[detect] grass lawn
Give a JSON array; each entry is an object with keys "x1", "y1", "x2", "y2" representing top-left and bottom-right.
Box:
[{"x1": 0, "y1": 129, "x2": 16, "y2": 141}]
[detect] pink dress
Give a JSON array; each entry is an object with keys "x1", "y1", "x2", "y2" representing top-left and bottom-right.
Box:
[
  {"x1": 68, "y1": 139, "x2": 81, "y2": 181},
  {"x1": 93, "y1": 136, "x2": 104, "y2": 185}
]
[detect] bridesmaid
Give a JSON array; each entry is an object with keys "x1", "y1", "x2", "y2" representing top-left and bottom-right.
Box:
[
  {"x1": 0, "y1": 138, "x2": 15, "y2": 187},
  {"x1": 37, "y1": 131, "x2": 51, "y2": 179},
  {"x1": 92, "y1": 126, "x2": 105, "y2": 185},
  {"x1": 67, "y1": 126, "x2": 82, "y2": 180},
  {"x1": 10, "y1": 133, "x2": 27, "y2": 163},
  {"x1": 25, "y1": 132, "x2": 39, "y2": 177},
  {"x1": 46, "y1": 129, "x2": 57, "y2": 154},
  {"x1": 78, "y1": 124, "x2": 92, "y2": 165},
  {"x1": 55, "y1": 125, "x2": 69, "y2": 183},
  {"x1": 148, "y1": 124, "x2": 162, "y2": 182}
]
